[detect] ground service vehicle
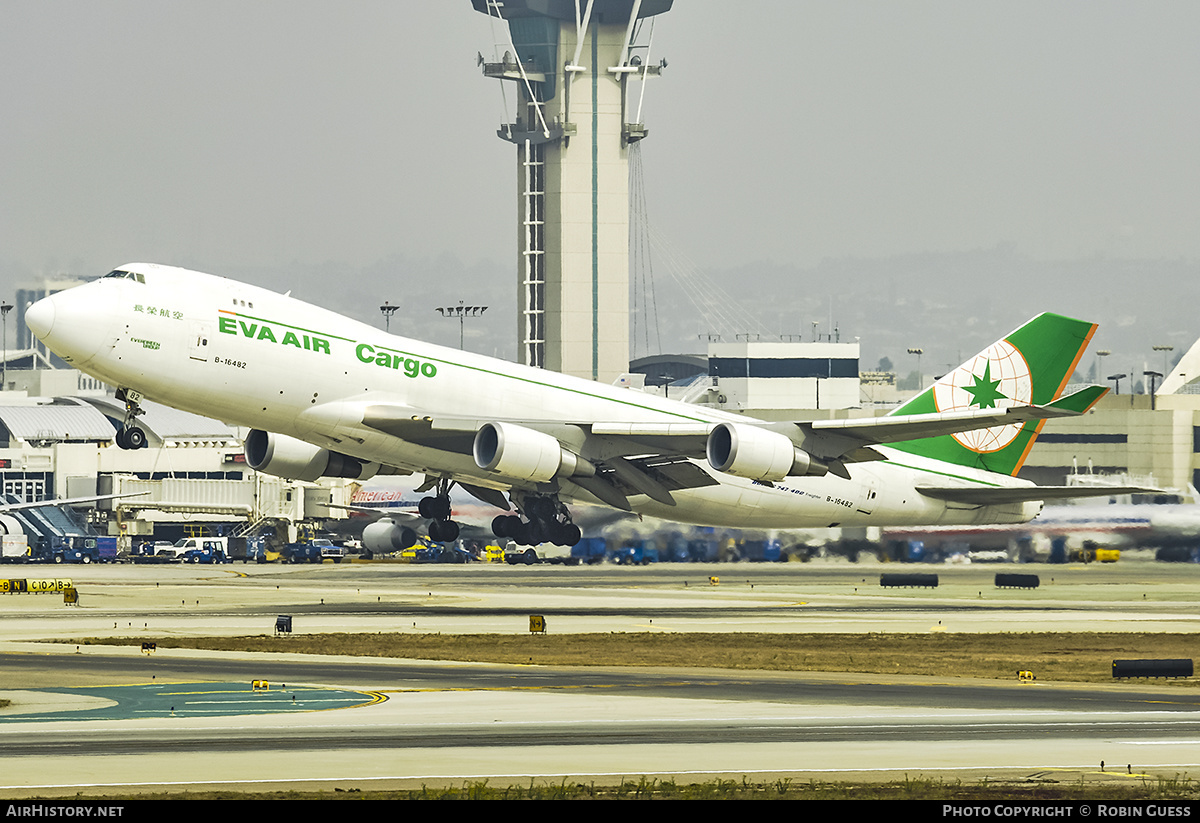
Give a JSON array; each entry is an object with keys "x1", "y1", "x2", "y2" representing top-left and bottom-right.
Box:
[
  {"x1": 181, "y1": 547, "x2": 228, "y2": 564},
  {"x1": 36, "y1": 536, "x2": 117, "y2": 564},
  {"x1": 316, "y1": 538, "x2": 346, "y2": 563},
  {"x1": 167, "y1": 537, "x2": 228, "y2": 562}
]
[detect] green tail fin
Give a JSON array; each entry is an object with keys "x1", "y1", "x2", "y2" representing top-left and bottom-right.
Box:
[{"x1": 888, "y1": 312, "x2": 1100, "y2": 476}]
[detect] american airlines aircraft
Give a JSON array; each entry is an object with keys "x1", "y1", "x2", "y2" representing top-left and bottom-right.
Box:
[{"x1": 25, "y1": 263, "x2": 1144, "y2": 550}]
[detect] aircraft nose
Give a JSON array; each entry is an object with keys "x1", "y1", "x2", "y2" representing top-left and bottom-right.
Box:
[
  {"x1": 25, "y1": 297, "x2": 55, "y2": 340},
  {"x1": 27, "y1": 284, "x2": 115, "y2": 367}
]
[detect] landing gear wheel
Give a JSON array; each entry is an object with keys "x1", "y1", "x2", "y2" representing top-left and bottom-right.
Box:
[
  {"x1": 419, "y1": 495, "x2": 451, "y2": 520},
  {"x1": 428, "y1": 519, "x2": 460, "y2": 544},
  {"x1": 551, "y1": 523, "x2": 582, "y2": 547},
  {"x1": 492, "y1": 514, "x2": 521, "y2": 538},
  {"x1": 125, "y1": 426, "x2": 146, "y2": 449},
  {"x1": 509, "y1": 493, "x2": 582, "y2": 547},
  {"x1": 492, "y1": 515, "x2": 510, "y2": 537},
  {"x1": 115, "y1": 425, "x2": 146, "y2": 450},
  {"x1": 515, "y1": 519, "x2": 545, "y2": 547}
]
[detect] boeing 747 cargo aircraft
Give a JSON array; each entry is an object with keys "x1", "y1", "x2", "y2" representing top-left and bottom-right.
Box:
[{"x1": 26, "y1": 263, "x2": 1146, "y2": 548}]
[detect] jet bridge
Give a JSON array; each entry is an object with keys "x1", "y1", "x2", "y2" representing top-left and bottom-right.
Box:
[
  {"x1": 0, "y1": 493, "x2": 95, "y2": 558},
  {"x1": 97, "y1": 474, "x2": 353, "y2": 545}
]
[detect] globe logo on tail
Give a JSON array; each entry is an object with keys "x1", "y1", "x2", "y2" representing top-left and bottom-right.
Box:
[{"x1": 932, "y1": 340, "x2": 1033, "y2": 453}]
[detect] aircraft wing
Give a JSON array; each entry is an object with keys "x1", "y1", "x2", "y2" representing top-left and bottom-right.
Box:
[
  {"x1": 354, "y1": 387, "x2": 1107, "y2": 496},
  {"x1": 321, "y1": 502, "x2": 417, "y2": 517},
  {"x1": 584, "y1": 387, "x2": 1105, "y2": 467},
  {"x1": 360, "y1": 408, "x2": 483, "y2": 454},
  {"x1": 917, "y1": 485, "x2": 1162, "y2": 505}
]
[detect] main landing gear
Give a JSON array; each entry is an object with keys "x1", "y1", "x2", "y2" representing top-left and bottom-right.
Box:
[
  {"x1": 492, "y1": 494, "x2": 581, "y2": 547},
  {"x1": 114, "y1": 388, "x2": 148, "y2": 450},
  {"x1": 419, "y1": 478, "x2": 459, "y2": 544}
]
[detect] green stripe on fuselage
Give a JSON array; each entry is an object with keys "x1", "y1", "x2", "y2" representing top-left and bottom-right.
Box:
[{"x1": 217, "y1": 311, "x2": 713, "y2": 423}]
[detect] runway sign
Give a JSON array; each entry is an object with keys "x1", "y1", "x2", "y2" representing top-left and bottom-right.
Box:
[{"x1": 1, "y1": 578, "x2": 73, "y2": 594}]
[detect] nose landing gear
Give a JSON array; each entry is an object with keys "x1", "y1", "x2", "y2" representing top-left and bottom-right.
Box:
[{"x1": 114, "y1": 388, "x2": 148, "y2": 450}]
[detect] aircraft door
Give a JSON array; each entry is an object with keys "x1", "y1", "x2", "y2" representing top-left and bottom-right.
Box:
[
  {"x1": 856, "y1": 478, "x2": 878, "y2": 516},
  {"x1": 188, "y1": 321, "x2": 212, "y2": 362}
]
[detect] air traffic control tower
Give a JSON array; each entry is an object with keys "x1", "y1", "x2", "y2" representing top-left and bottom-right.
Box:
[{"x1": 472, "y1": 0, "x2": 671, "y2": 383}]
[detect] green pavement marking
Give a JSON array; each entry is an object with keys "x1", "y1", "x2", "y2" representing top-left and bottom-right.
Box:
[{"x1": 0, "y1": 682, "x2": 383, "y2": 722}]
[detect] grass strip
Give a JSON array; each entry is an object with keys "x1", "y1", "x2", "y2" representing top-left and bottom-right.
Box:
[
  {"x1": 13, "y1": 775, "x2": 1200, "y2": 800},
  {"x1": 70, "y1": 631, "x2": 1200, "y2": 683}
]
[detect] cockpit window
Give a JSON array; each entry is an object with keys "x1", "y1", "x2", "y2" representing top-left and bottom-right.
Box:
[{"x1": 103, "y1": 269, "x2": 145, "y2": 283}]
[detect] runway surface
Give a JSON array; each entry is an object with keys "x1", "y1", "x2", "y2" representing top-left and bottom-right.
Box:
[{"x1": 1, "y1": 561, "x2": 1197, "y2": 795}]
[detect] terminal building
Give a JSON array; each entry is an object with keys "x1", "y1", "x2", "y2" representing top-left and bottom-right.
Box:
[
  {"x1": 706, "y1": 339, "x2": 861, "y2": 413},
  {"x1": 631, "y1": 338, "x2": 862, "y2": 415},
  {"x1": 0, "y1": 389, "x2": 354, "y2": 552}
]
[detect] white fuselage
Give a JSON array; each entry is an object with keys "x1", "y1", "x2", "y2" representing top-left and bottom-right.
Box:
[{"x1": 28, "y1": 265, "x2": 1041, "y2": 530}]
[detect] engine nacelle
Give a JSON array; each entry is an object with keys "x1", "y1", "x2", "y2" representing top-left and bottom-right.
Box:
[
  {"x1": 706, "y1": 422, "x2": 828, "y2": 482},
  {"x1": 0, "y1": 514, "x2": 23, "y2": 536},
  {"x1": 362, "y1": 518, "x2": 418, "y2": 554},
  {"x1": 473, "y1": 422, "x2": 591, "y2": 483},
  {"x1": 245, "y1": 429, "x2": 379, "y2": 483}
]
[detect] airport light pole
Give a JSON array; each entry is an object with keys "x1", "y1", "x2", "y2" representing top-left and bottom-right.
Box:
[
  {"x1": 1144, "y1": 370, "x2": 1163, "y2": 410},
  {"x1": 0, "y1": 301, "x2": 10, "y2": 391},
  {"x1": 907, "y1": 347, "x2": 924, "y2": 392},
  {"x1": 436, "y1": 301, "x2": 488, "y2": 350},
  {"x1": 379, "y1": 301, "x2": 398, "y2": 333},
  {"x1": 1095, "y1": 349, "x2": 1110, "y2": 384},
  {"x1": 1153, "y1": 344, "x2": 1174, "y2": 376}
]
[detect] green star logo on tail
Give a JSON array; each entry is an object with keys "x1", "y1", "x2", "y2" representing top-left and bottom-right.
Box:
[
  {"x1": 927, "y1": 339, "x2": 1034, "y2": 454},
  {"x1": 964, "y1": 362, "x2": 1007, "y2": 409}
]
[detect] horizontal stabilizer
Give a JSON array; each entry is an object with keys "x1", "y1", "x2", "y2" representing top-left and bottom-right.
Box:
[
  {"x1": 917, "y1": 485, "x2": 1161, "y2": 505},
  {"x1": 801, "y1": 385, "x2": 1107, "y2": 459},
  {"x1": 1043, "y1": 385, "x2": 1107, "y2": 414}
]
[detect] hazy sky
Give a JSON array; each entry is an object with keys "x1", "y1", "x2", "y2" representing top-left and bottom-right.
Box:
[{"x1": 3, "y1": 1, "x2": 1198, "y2": 366}]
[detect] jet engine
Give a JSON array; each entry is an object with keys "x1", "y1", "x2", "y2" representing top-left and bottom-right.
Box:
[
  {"x1": 0, "y1": 514, "x2": 23, "y2": 536},
  {"x1": 361, "y1": 518, "x2": 418, "y2": 554},
  {"x1": 244, "y1": 429, "x2": 380, "y2": 483},
  {"x1": 473, "y1": 422, "x2": 592, "y2": 483},
  {"x1": 706, "y1": 422, "x2": 827, "y2": 482}
]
